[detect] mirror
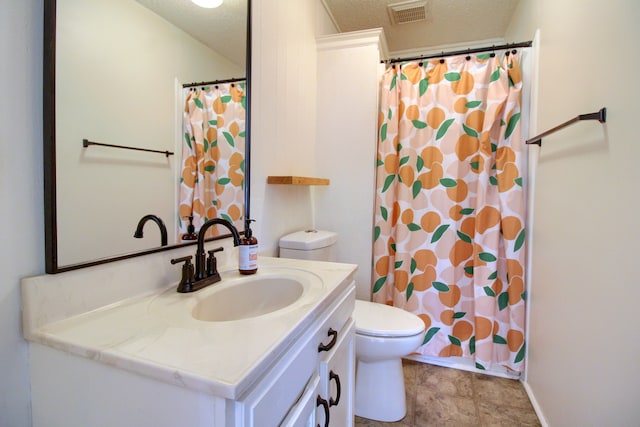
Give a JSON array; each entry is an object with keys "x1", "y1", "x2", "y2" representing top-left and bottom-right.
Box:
[{"x1": 44, "y1": 0, "x2": 251, "y2": 272}]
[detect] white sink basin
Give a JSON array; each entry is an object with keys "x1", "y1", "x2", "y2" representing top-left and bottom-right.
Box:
[
  {"x1": 192, "y1": 277, "x2": 304, "y2": 321},
  {"x1": 148, "y1": 268, "x2": 325, "y2": 324}
]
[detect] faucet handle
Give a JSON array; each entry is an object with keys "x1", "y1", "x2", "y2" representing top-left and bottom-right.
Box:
[
  {"x1": 171, "y1": 256, "x2": 195, "y2": 293},
  {"x1": 208, "y1": 247, "x2": 224, "y2": 256},
  {"x1": 171, "y1": 255, "x2": 192, "y2": 265},
  {"x1": 206, "y1": 247, "x2": 224, "y2": 278}
]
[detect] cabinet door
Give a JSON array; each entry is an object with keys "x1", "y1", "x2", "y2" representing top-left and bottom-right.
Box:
[
  {"x1": 280, "y1": 375, "x2": 319, "y2": 427},
  {"x1": 318, "y1": 319, "x2": 355, "y2": 426},
  {"x1": 236, "y1": 331, "x2": 318, "y2": 426}
]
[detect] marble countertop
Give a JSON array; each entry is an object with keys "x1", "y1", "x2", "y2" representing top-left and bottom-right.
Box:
[{"x1": 22, "y1": 256, "x2": 357, "y2": 399}]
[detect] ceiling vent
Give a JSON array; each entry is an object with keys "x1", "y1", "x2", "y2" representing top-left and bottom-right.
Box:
[{"x1": 387, "y1": 1, "x2": 428, "y2": 25}]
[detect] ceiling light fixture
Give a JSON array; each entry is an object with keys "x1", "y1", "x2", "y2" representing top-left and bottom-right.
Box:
[{"x1": 191, "y1": 0, "x2": 223, "y2": 8}]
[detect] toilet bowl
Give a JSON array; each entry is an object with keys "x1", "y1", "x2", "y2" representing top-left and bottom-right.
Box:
[
  {"x1": 279, "y1": 230, "x2": 426, "y2": 422},
  {"x1": 353, "y1": 300, "x2": 425, "y2": 422}
]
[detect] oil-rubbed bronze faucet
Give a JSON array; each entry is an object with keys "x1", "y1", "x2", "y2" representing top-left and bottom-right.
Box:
[
  {"x1": 133, "y1": 214, "x2": 168, "y2": 246},
  {"x1": 171, "y1": 218, "x2": 241, "y2": 293}
]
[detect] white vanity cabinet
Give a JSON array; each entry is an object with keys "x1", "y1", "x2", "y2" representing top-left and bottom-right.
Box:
[
  {"x1": 24, "y1": 258, "x2": 357, "y2": 427},
  {"x1": 233, "y1": 284, "x2": 355, "y2": 427}
]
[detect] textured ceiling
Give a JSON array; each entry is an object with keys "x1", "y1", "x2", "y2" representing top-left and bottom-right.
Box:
[
  {"x1": 134, "y1": 0, "x2": 247, "y2": 67},
  {"x1": 321, "y1": 0, "x2": 520, "y2": 56},
  {"x1": 133, "y1": 0, "x2": 520, "y2": 65}
]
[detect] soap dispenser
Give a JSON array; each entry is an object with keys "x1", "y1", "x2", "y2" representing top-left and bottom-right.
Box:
[
  {"x1": 239, "y1": 219, "x2": 258, "y2": 275},
  {"x1": 182, "y1": 216, "x2": 198, "y2": 242}
]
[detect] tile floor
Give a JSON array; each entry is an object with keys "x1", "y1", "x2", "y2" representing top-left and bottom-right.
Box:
[{"x1": 354, "y1": 360, "x2": 541, "y2": 427}]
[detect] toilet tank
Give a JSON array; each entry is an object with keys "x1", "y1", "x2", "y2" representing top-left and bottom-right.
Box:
[{"x1": 279, "y1": 230, "x2": 337, "y2": 262}]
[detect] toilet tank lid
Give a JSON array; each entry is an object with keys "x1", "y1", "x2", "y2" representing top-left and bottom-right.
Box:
[{"x1": 279, "y1": 230, "x2": 337, "y2": 250}]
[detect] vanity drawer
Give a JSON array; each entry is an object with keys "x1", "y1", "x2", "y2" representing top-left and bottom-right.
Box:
[{"x1": 314, "y1": 283, "x2": 355, "y2": 356}]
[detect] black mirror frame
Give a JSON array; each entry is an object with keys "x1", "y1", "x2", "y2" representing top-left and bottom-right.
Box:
[{"x1": 43, "y1": 0, "x2": 252, "y2": 273}]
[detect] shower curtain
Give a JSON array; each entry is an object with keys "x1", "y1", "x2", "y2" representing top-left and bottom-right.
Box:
[
  {"x1": 178, "y1": 83, "x2": 246, "y2": 238},
  {"x1": 372, "y1": 52, "x2": 526, "y2": 372}
]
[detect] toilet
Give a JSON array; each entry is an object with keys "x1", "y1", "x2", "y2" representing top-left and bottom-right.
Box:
[{"x1": 279, "y1": 230, "x2": 426, "y2": 422}]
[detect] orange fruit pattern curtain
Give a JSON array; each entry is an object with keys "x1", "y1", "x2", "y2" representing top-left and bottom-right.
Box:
[
  {"x1": 178, "y1": 83, "x2": 246, "y2": 239},
  {"x1": 373, "y1": 53, "x2": 527, "y2": 372}
]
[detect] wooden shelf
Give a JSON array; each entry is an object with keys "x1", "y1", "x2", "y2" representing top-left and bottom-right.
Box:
[{"x1": 267, "y1": 176, "x2": 330, "y2": 185}]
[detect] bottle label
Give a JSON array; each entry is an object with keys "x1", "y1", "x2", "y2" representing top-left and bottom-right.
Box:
[{"x1": 239, "y1": 244, "x2": 258, "y2": 271}]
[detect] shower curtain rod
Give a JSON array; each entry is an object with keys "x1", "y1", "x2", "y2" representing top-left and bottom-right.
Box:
[
  {"x1": 525, "y1": 108, "x2": 607, "y2": 146},
  {"x1": 381, "y1": 40, "x2": 533, "y2": 64},
  {"x1": 183, "y1": 76, "x2": 246, "y2": 89}
]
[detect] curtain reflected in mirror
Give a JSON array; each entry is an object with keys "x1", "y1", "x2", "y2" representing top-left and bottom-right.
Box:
[{"x1": 179, "y1": 83, "x2": 246, "y2": 240}]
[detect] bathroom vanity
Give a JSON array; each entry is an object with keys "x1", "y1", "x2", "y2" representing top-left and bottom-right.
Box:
[{"x1": 22, "y1": 254, "x2": 357, "y2": 426}]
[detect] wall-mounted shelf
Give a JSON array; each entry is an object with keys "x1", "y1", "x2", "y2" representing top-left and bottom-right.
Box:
[{"x1": 267, "y1": 176, "x2": 330, "y2": 185}]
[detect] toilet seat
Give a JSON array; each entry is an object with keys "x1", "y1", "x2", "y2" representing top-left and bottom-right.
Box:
[{"x1": 354, "y1": 300, "x2": 425, "y2": 338}]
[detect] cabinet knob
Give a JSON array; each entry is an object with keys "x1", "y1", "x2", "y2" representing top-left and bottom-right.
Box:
[
  {"x1": 316, "y1": 395, "x2": 330, "y2": 427},
  {"x1": 317, "y1": 328, "x2": 338, "y2": 352},
  {"x1": 329, "y1": 370, "x2": 341, "y2": 407}
]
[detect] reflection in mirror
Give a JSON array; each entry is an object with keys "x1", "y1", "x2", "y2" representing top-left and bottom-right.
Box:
[
  {"x1": 178, "y1": 82, "x2": 246, "y2": 239},
  {"x1": 44, "y1": 0, "x2": 250, "y2": 272}
]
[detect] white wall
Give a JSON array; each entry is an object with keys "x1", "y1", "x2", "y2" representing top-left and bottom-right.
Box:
[
  {"x1": 505, "y1": 1, "x2": 640, "y2": 425},
  {"x1": 0, "y1": 0, "x2": 42, "y2": 425},
  {"x1": 250, "y1": 0, "x2": 334, "y2": 255},
  {"x1": 56, "y1": 0, "x2": 244, "y2": 266},
  {"x1": 315, "y1": 30, "x2": 385, "y2": 300},
  {"x1": 250, "y1": 1, "x2": 381, "y2": 301},
  {"x1": 315, "y1": 0, "x2": 338, "y2": 36}
]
